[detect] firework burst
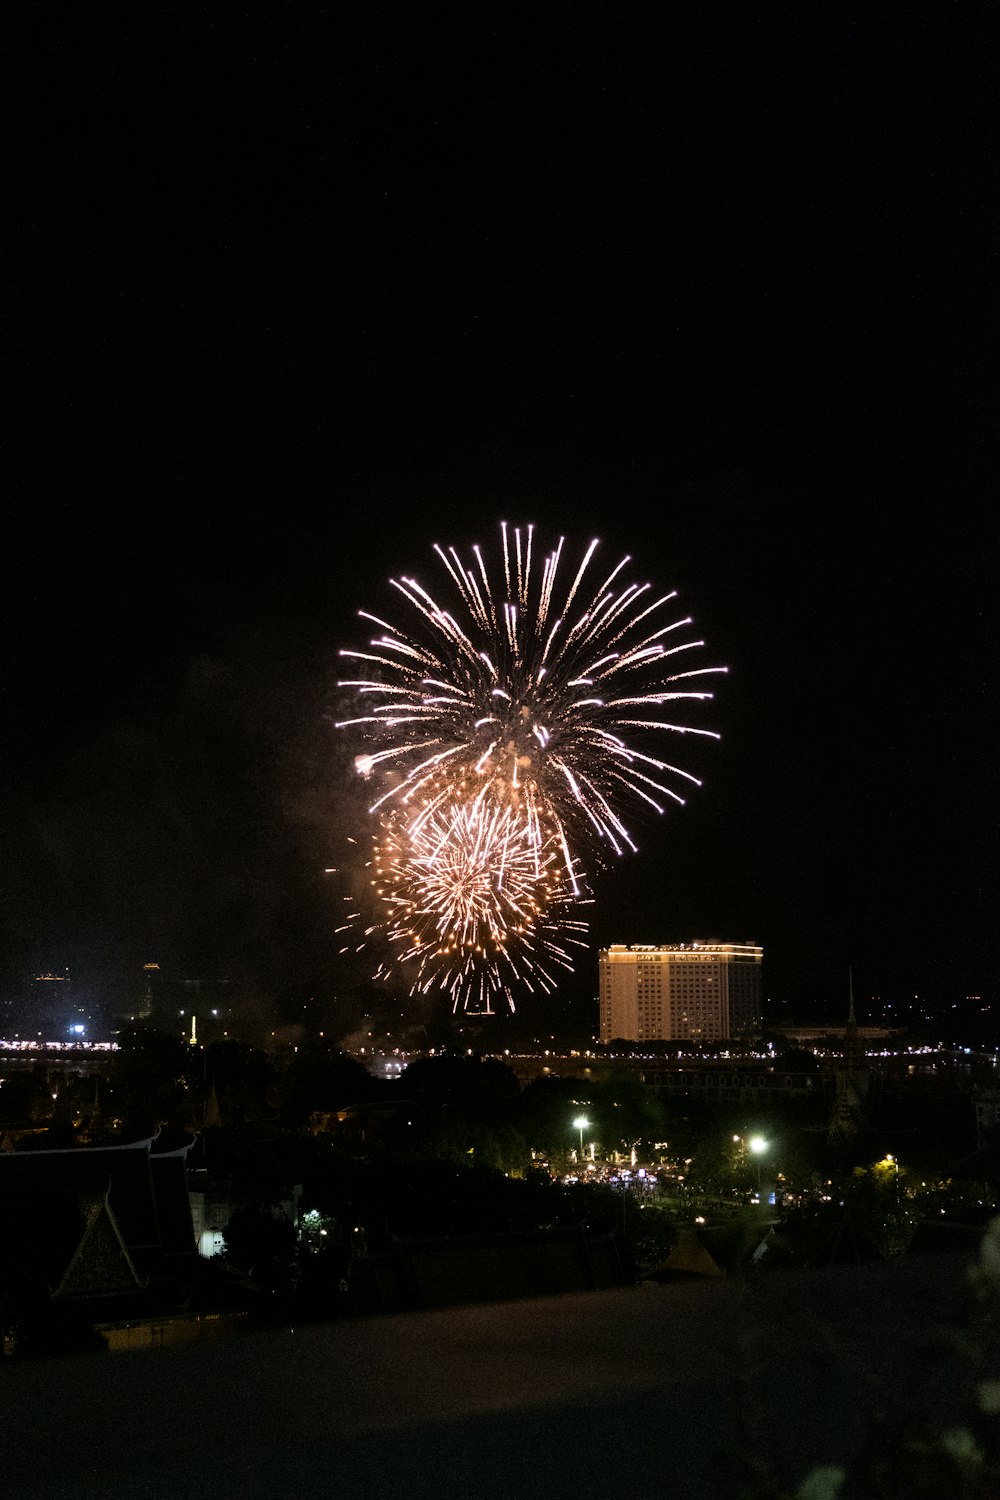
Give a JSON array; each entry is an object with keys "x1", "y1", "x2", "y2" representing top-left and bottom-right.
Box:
[
  {"x1": 363, "y1": 782, "x2": 589, "y2": 1013},
  {"x1": 335, "y1": 523, "x2": 724, "y2": 1010}
]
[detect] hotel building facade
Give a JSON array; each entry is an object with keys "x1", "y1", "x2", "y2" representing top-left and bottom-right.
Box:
[{"x1": 599, "y1": 942, "x2": 763, "y2": 1044}]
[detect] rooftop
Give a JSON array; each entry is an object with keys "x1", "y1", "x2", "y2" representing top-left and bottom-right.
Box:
[{"x1": 4, "y1": 1250, "x2": 980, "y2": 1498}]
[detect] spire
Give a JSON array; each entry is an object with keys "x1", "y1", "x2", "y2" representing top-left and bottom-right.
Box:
[{"x1": 828, "y1": 966, "x2": 870, "y2": 1147}]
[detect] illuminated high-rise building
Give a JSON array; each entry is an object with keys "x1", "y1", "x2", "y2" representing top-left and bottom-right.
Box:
[
  {"x1": 598, "y1": 942, "x2": 763, "y2": 1043},
  {"x1": 135, "y1": 962, "x2": 162, "y2": 1021}
]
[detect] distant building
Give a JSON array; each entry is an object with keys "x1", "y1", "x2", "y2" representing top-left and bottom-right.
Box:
[
  {"x1": 769, "y1": 1024, "x2": 895, "y2": 1046},
  {"x1": 126, "y1": 962, "x2": 162, "y2": 1021},
  {"x1": 974, "y1": 1086, "x2": 1000, "y2": 1149},
  {"x1": 598, "y1": 942, "x2": 763, "y2": 1043}
]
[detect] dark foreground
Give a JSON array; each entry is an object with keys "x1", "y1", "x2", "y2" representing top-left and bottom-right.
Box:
[{"x1": 2, "y1": 1253, "x2": 978, "y2": 1499}]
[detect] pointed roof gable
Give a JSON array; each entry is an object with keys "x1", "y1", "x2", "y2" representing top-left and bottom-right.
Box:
[
  {"x1": 0, "y1": 1137, "x2": 196, "y2": 1275},
  {"x1": 54, "y1": 1195, "x2": 145, "y2": 1299}
]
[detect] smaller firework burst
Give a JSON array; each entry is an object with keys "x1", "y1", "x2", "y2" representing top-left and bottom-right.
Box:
[{"x1": 357, "y1": 781, "x2": 589, "y2": 1013}]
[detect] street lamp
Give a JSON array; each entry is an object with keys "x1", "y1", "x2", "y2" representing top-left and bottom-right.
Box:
[
  {"x1": 748, "y1": 1135, "x2": 768, "y2": 1193},
  {"x1": 572, "y1": 1114, "x2": 590, "y2": 1162},
  {"x1": 882, "y1": 1153, "x2": 900, "y2": 1203}
]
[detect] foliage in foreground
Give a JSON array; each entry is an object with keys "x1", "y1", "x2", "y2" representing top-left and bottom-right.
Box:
[{"x1": 772, "y1": 1217, "x2": 1000, "y2": 1499}]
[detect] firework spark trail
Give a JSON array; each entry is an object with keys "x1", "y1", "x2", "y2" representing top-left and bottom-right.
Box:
[{"x1": 335, "y1": 524, "x2": 725, "y2": 1010}]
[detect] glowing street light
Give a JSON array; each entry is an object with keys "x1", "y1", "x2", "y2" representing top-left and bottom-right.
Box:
[
  {"x1": 881, "y1": 1153, "x2": 900, "y2": 1202},
  {"x1": 748, "y1": 1135, "x2": 769, "y2": 1192},
  {"x1": 572, "y1": 1114, "x2": 590, "y2": 1161}
]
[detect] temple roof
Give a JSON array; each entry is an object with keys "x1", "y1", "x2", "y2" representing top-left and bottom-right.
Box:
[{"x1": 0, "y1": 1137, "x2": 195, "y2": 1278}]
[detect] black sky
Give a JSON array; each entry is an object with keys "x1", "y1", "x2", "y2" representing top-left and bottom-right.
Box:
[{"x1": 2, "y1": 6, "x2": 997, "y2": 1032}]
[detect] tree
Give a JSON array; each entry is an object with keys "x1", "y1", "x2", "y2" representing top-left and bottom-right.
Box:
[
  {"x1": 840, "y1": 1156, "x2": 923, "y2": 1258},
  {"x1": 276, "y1": 1044, "x2": 373, "y2": 1129},
  {"x1": 402, "y1": 1053, "x2": 519, "y2": 1106},
  {"x1": 223, "y1": 1205, "x2": 297, "y2": 1291},
  {"x1": 0, "y1": 1068, "x2": 53, "y2": 1126},
  {"x1": 513, "y1": 1074, "x2": 593, "y2": 1165},
  {"x1": 205, "y1": 1039, "x2": 277, "y2": 1125},
  {"x1": 107, "y1": 1026, "x2": 200, "y2": 1136}
]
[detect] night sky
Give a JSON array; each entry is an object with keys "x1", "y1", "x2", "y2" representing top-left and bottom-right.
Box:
[{"x1": 3, "y1": 8, "x2": 996, "y2": 1035}]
